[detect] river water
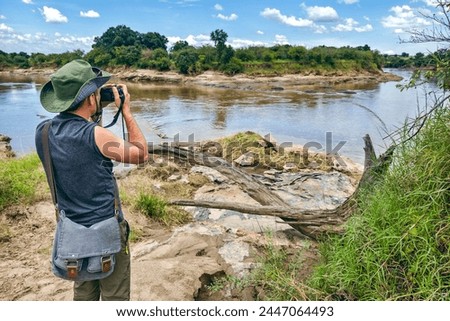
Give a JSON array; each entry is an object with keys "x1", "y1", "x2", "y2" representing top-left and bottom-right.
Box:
[{"x1": 0, "y1": 69, "x2": 437, "y2": 164}]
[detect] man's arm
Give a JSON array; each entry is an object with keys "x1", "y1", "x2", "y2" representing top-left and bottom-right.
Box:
[{"x1": 95, "y1": 85, "x2": 148, "y2": 164}]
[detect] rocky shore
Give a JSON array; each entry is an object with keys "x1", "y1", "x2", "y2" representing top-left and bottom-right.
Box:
[
  {"x1": 1, "y1": 67, "x2": 402, "y2": 92},
  {"x1": 117, "y1": 69, "x2": 402, "y2": 91}
]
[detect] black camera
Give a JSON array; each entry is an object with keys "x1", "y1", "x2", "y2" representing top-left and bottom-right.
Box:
[{"x1": 100, "y1": 86, "x2": 124, "y2": 104}]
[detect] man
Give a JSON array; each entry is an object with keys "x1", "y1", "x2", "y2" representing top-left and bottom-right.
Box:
[{"x1": 35, "y1": 59, "x2": 148, "y2": 300}]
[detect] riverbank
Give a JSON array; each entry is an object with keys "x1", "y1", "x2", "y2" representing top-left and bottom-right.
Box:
[{"x1": 0, "y1": 67, "x2": 402, "y2": 91}]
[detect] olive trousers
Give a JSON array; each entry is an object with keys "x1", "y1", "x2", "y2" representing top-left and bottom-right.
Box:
[{"x1": 73, "y1": 219, "x2": 131, "y2": 301}]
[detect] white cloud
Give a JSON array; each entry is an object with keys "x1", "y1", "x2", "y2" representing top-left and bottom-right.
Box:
[
  {"x1": 22, "y1": 0, "x2": 34, "y2": 4},
  {"x1": 0, "y1": 23, "x2": 14, "y2": 32},
  {"x1": 229, "y1": 38, "x2": 266, "y2": 48},
  {"x1": 167, "y1": 34, "x2": 268, "y2": 49},
  {"x1": 257, "y1": 30, "x2": 264, "y2": 35},
  {"x1": 333, "y1": 18, "x2": 373, "y2": 32},
  {"x1": 383, "y1": 50, "x2": 396, "y2": 55},
  {"x1": 56, "y1": 35, "x2": 93, "y2": 47},
  {"x1": 0, "y1": 29, "x2": 95, "y2": 54},
  {"x1": 381, "y1": 5, "x2": 432, "y2": 33},
  {"x1": 180, "y1": 34, "x2": 212, "y2": 47},
  {"x1": 305, "y1": 6, "x2": 339, "y2": 22},
  {"x1": 420, "y1": 0, "x2": 439, "y2": 6},
  {"x1": 0, "y1": 15, "x2": 6, "y2": 19},
  {"x1": 216, "y1": 13, "x2": 238, "y2": 21},
  {"x1": 40, "y1": 6, "x2": 68, "y2": 23},
  {"x1": 313, "y1": 25, "x2": 328, "y2": 34},
  {"x1": 338, "y1": 0, "x2": 359, "y2": 4},
  {"x1": 274, "y1": 34, "x2": 289, "y2": 45},
  {"x1": 261, "y1": 8, "x2": 313, "y2": 27},
  {"x1": 214, "y1": 4, "x2": 223, "y2": 11},
  {"x1": 355, "y1": 24, "x2": 373, "y2": 32},
  {"x1": 80, "y1": 10, "x2": 100, "y2": 18}
]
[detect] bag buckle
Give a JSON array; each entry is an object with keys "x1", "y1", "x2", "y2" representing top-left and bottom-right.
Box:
[
  {"x1": 66, "y1": 260, "x2": 78, "y2": 279},
  {"x1": 101, "y1": 256, "x2": 112, "y2": 273}
]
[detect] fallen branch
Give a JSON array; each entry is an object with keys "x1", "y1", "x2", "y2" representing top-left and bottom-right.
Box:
[{"x1": 149, "y1": 134, "x2": 394, "y2": 238}]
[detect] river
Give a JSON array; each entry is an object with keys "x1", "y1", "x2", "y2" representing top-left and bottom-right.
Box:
[{"x1": 0, "y1": 69, "x2": 437, "y2": 164}]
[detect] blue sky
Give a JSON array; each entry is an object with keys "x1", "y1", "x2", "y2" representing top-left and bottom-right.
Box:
[{"x1": 0, "y1": 0, "x2": 446, "y2": 55}]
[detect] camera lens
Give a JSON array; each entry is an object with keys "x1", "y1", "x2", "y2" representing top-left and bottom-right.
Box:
[{"x1": 100, "y1": 88, "x2": 114, "y2": 103}]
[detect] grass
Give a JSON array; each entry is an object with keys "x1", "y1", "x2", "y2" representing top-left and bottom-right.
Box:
[
  {"x1": 248, "y1": 240, "x2": 312, "y2": 301},
  {"x1": 134, "y1": 192, "x2": 191, "y2": 227},
  {"x1": 205, "y1": 231, "x2": 319, "y2": 301},
  {"x1": 0, "y1": 153, "x2": 46, "y2": 211},
  {"x1": 306, "y1": 105, "x2": 449, "y2": 300}
]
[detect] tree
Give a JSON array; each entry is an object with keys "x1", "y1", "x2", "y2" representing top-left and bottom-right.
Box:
[
  {"x1": 140, "y1": 32, "x2": 168, "y2": 51},
  {"x1": 288, "y1": 46, "x2": 307, "y2": 62},
  {"x1": 196, "y1": 45, "x2": 216, "y2": 70},
  {"x1": 92, "y1": 25, "x2": 139, "y2": 50},
  {"x1": 12, "y1": 52, "x2": 30, "y2": 68},
  {"x1": 29, "y1": 53, "x2": 48, "y2": 68},
  {"x1": 113, "y1": 46, "x2": 142, "y2": 66},
  {"x1": 174, "y1": 48, "x2": 199, "y2": 74},
  {"x1": 210, "y1": 29, "x2": 229, "y2": 67},
  {"x1": 210, "y1": 29, "x2": 228, "y2": 48},
  {"x1": 85, "y1": 47, "x2": 113, "y2": 67},
  {"x1": 171, "y1": 40, "x2": 191, "y2": 52}
]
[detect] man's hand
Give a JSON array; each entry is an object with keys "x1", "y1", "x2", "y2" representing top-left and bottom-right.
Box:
[{"x1": 95, "y1": 83, "x2": 148, "y2": 165}]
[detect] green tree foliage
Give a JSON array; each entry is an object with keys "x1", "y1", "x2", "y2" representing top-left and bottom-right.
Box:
[
  {"x1": 171, "y1": 40, "x2": 191, "y2": 52},
  {"x1": 93, "y1": 25, "x2": 139, "y2": 50},
  {"x1": 11, "y1": 52, "x2": 30, "y2": 68},
  {"x1": 210, "y1": 29, "x2": 228, "y2": 48},
  {"x1": 210, "y1": 29, "x2": 232, "y2": 68},
  {"x1": 139, "y1": 48, "x2": 170, "y2": 71},
  {"x1": 140, "y1": 32, "x2": 169, "y2": 51},
  {"x1": 90, "y1": 25, "x2": 167, "y2": 67},
  {"x1": 196, "y1": 45, "x2": 216, "y2": 70},
  {"x1": 0, "y1": 24, "x2": 436, "y2": 75},
  {"x1": 113, "y1": 46, "x2": 142, "y2": 66},
  {"x1": 85, "y1": 48, "x2": 113, "y2": 67},
  {"x1": 174, "y1": 48, "x2": 199, "y2": 74}
]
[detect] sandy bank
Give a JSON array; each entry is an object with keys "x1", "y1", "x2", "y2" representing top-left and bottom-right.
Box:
[{"x1": 0, "y1": 67, "x2": 402, "y2": 91}]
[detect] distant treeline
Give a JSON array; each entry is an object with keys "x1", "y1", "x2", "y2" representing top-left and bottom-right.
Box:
[{"x1": 0, "y1": 25, "x2": 438, "y2": 75}]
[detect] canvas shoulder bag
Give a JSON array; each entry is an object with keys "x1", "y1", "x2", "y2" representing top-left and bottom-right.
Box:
[{"x1": 41, "y1": 120, "x2": 121, "y2": 281}]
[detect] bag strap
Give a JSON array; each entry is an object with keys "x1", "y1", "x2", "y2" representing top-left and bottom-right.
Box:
[
  {"x1": 41, "y1": 120, "x2": 121, "y2": 222},
  {"x1": 41, "y1": 121, "x2": 59, "y2": 221},
  {"x1": 113, "y1": 178, "x2": 120, "y2": 218}
]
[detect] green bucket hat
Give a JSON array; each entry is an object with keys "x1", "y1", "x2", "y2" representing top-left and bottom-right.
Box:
[{"x1": 40, "y1": 59, "x2": 111, "y2": 113}]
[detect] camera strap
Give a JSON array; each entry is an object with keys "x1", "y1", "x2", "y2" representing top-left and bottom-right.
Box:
[
  {"x1": 102, "y1": 89, "x2": 126, "y2": 130},
  {"x1": 103, "y1": 100, "x2": 127, "y2": 141},
  {"x1": 103, "y1": 103, "x2": 123, "y2": 129}
]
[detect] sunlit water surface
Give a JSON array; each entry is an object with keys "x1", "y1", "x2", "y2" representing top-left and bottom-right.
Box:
[{"x1": 0, "y1": 69, "x2": 436, "y2": 164}]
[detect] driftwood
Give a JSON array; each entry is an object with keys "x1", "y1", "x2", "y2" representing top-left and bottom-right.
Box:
[{"x1": 148, "y1": 134, "x2": 393, "y2": 238}]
